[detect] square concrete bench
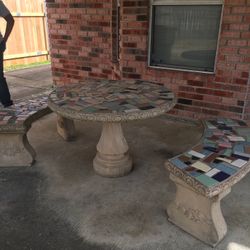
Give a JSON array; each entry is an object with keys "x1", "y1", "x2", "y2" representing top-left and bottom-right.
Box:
[
  {"x1": 165, "y1": 118, "x2": 250, "y2": 246},
  {"x1": 0, "y1": 91, "x2": 51, "y2": 167}
]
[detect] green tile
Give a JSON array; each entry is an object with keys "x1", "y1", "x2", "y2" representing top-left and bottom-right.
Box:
[
  {"x1": 222, "y1": 149, "x2": 233, "y2": 157},
  {"x1": 195, "y1": 174, "x2": 219, "y2": 187}
]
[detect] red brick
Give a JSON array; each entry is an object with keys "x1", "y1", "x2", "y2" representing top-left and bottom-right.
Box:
[
  {"x1": 179, "y1": 86, "x2": 195, "y2": 92},
  {"x1": 202, "y1": 108, "x2": 220, "y2": 116},
  {"x1": 178, "y1": 92, "x2": 204, "y2": 101},
  {"x1": 203, "y1": 95, "x2": 222, "y2": 103},
  {"x1": 241, "y1": 72, "x2": 249, "y2": 78},
  {"x1": 223, "y1": 6, "x2": 232, "y2": 15},
  {"x1": 244, "y1": 16, "x2": 250, "y2": 22},
  {"x1": 236, "y1": 64, "x2": 250, "y2": 71},
  {"x1": 224, "y1": 0, "x2": 246, "y2": 5},
  {"x1": 234, "y1": 78, "x2": 249, "y2": 85},
  {"x1": 241, "y1": 32, "x2": 250, "y2": 38},
  {"x1": 223, "y1": 15, "x2": 243, "y2": 23},
  {"x1": 225, "y1": 55, "x2": 243, "y2": 62},
  {"x1": 46, "y1": 0, "x2": 250, "y2": 123},
  {"x1": 239, "y1": 48, "x2": 250, "y2": 54},
  {"x1": 232, "y1": 7, "x2": 250, "y2": 13},
  {"x1": 187, "y1": 80, "x2": 204, "y2": 87},
  {"x1": 228, "y1": 39, "x2": 248, "y2": 46},
  {"x1": 229, "y1": 23, "x2": 249, "y2": 31},
  {"x1": 221, "y1": 31, "x2": 240, "y2": 38}
]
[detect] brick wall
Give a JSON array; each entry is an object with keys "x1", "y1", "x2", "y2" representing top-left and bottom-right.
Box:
[
  {"x1": 45, "y1": 0, "x2": 114, "y2": 84},
  {"x1": 245, "y1": 77, "x2": 250, "y2": 122},
  {"x1": 45, "y1": 0, "x2": 250, "y2": 122}
]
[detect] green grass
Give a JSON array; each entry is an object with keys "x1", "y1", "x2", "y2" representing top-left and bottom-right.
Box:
[{"x1": 4, "y1": 60, "x2": 51, "y2": 72}]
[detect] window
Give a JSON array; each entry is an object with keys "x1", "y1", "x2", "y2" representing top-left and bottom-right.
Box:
[{"x1": 149, "y1": 0, "x2": 223, "y2": 73}]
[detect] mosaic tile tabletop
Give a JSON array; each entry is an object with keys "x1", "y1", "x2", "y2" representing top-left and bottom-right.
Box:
[
  {"x1": 167, "y1": 118, "x2": 250, "y2": 197},
  {"x1": 0, "y1": 92, "x2": 50, "y2": 132},
  {"x1": 48, "y1": 79, "x2": 176, "y2": 122}
]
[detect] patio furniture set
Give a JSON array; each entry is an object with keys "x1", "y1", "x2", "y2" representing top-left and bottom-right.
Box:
[
  {"x1": 0, "y1": 79, "x2": 249, "y2": 247},
  {"x1": 48, "y1": 79, "x2": 176, "y2": 177}
]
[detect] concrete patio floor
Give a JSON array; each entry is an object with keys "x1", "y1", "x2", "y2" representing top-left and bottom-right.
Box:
[
  {"x1": 0, "y1": 66, "x2": 250, "y2": 250},
  {"x1": 6, "y1": 64, "x2": 53, "y2": 100}
]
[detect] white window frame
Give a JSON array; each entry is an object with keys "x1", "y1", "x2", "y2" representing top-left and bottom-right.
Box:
[{"x1": 148, "y1": 0, "x2": 224, "y2": 74}]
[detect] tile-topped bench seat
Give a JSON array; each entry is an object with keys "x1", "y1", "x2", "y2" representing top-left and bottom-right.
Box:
[
  {"x1": 165, "y1": 118, "x2": 250, "y2": 247},
  {"x1": 0, "y1": 92, "x2": 51, "y2": 167}
]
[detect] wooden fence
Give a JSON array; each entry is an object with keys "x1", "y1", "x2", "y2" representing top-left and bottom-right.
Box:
[{"x1": 0, "y1": 0, "x2": 49, "y2": 67}]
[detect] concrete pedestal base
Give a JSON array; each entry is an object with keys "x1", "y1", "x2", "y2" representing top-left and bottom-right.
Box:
[
  {"x1": 0, "y1": 132, "x2": 36, "y2": 167},
  {"x1": 57, "y1": 115, "x2": 76, "y2": 141},
  {"x1": 167, "y1": 174, "x2": 230, "y2": 247},
  {"x1": 93, "y1": 122, "x2": 133, "y2": 177}
]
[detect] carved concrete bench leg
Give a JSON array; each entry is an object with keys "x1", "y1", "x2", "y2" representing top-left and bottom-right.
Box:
[
  {"x1": 0, "y1": 132, "x2": 36, "y2": 167},
  {"x1": 57, "y1": 115, "x2": 76, "y2": 141},
  {"x1": 167, "y1": 174, "x2": 231, "y2": 247}
]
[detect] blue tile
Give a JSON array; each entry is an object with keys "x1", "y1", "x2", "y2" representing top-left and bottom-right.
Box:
[
  {"x1": 201, "y1": 149, "x2": 213, "y2": 157},
  {"x1": 233, "y1": 143, "x2": 244, "y2": 153},
  {"x1": 212, "y1": 171, "x2": 230, "y2": 182},
  {"x1": 188, "y1": 171, "x2": 203, "y2": 177},
  {"x1": 211, "y1": 162, "x2": 237, "y2": 175},
  {"x1": 233, "y1": 142, "x2": 250, "y2": 159},
  {"x1": 232, "y1": 153, "x2": 250, "y2": 161},
  {"x1": 170, "y1": 158, "x2": 189, "y2": 169},
  {"x1": 204, "y1": 146, "x2": 219, "y2": 153}
]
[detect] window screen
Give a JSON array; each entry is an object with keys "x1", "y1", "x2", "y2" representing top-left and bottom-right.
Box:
[{"x1": 150, "y1": 4, "x2": 222, "y2": 72}]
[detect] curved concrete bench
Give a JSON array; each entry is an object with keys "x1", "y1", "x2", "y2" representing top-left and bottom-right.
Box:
[
  {"x1": 0, "y1": 91, "x2": 51, "y2": 167},
  {"x1": 165, "y1": 118, "x2": 250, "y2": 246}
]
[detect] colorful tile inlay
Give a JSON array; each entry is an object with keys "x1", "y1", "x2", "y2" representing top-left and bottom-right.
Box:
[
  {"x1": 169, "y1": 118, "x2": 250, "y2": 189},
  {"x1": 48, "y1": 79, "x2": 175, "y2": 122},
  {"x1": 0, "y1": 92, "x2": 49, "y2": 129}
]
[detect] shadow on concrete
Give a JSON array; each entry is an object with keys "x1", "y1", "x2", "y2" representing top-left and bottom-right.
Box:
[
  {"x1": 0, "y1": 67, "x2": 250, "y2": 249},
  {"x1": 1, "y1": 113, "x2": 249, "y2": 250}
]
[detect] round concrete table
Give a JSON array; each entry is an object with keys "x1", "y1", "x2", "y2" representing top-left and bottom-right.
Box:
[{"x1": 48, "y1": 79, "x2": 176, "y2": 177}]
